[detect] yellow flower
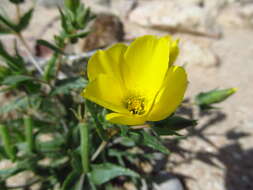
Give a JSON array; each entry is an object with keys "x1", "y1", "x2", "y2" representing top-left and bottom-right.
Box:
[{"x1": 82, "y1": 35, "x2": 188, "y2": 125}]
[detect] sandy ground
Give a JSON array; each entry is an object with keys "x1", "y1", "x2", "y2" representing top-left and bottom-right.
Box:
[{"x1": 170, "y1": 28, "x2": 253, "y2": 190}]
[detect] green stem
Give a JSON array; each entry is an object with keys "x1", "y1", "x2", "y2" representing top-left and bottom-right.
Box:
[
  {"x1": 85, "y1": 101, "x2": 107, "y2": 141},
  {"x1": 79, "y1": 122, "x2": 90, "y2": 173},
  {"x1": 24, "y1": 115, "x2": 35, "y2": 153},
  {"x1": 0, "y1": 124, "x2": 16, "y2": 161}
]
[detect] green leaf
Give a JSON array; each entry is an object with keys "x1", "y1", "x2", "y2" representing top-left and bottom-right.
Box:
[
  {"x1": 2, "y1": 75, "x2": 33, "y2": 86},
  {"x1": 0, "y1": 41, "x2": 25, "y2": 71},
  {"x1": 0, "y1": 66, "x2": 11, "y2": 83},
  {"x1": 195, "y1": 88, "x2": 237, "y2": 109},
  {"x1": 85, "y1": 101, "x2": 108, "y2": 141},
  {"x1": 0, "y1": 159, "x2": 34, "y2": 181},
  {"x1": 70, "y1": 151, "x2": 82, "y2": 173},
  {"x1": 90, "y1": 163, "x2": 139, "y2": 185},
  {"x1": 37, "y1": 39, "x2": 65, "y2": 55},
  {"x1": 51, "y1": 77, "x2": 87, "y2": 95},
  {"x1": 58, "y1": 8, "x2": 74, "y2": 34},
  {"x1": 0, "y1": 23, "x2": 11, "y2": 35},
  {"x1": 77, "y1": 6, "x2": 94, "y2": 29},
  {"x1": 16, "y1": 8, "x2": 33, "y2": 32},
  {"x1": 128, "y1": 131, "x2": 170, "y2": 154},
  {"x1": 64, "y1": 0, "x2": 80, "y2": 13},
  {"x1": 9, "y1": 0, "x2": 25, "y2": 4},
  {"x1": 119, "y1": 137, "x2": 136, "y2": 147},
  {"x1": 0, "y1": 124, "x2": 16, "y2": 161},
  {"x1": 140, "y1": 131, "x2": 170, "y2": 154},
  {"x1": 61, "y1": 171, "x2": 81, "y2": 190},
  {"x1": 0, "y1": 95, "x2": 41, "y2": 114},
  {"x1": 67, "y1": 31, "x2": 89, "y2": 39},
  {"x1": 37, "y1": 137, "x2": 65, "y2": 152},
  {"x1": 0, "y1": 14, "x2": 16, "y2": 32},
  {"x1": 43, "y1": 53, "x2": 58, "y2": 81},
  {"x1": 154, "y1": 116, "x2": 197, "y2": 135},
  {"x1": 0, "y1": 167, "x2": 23, "y2": 180}
]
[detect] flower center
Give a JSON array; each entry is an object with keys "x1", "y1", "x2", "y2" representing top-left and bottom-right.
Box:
[{"x1": 126, "y1": 96, "x2": 145, "y2": 115}]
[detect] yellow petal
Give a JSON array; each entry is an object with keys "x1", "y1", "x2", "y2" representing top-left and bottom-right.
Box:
[
  {"x1": 106, "y1": 113, "x2": 146, "y2": 125},
  {"x1": 87, "y1": 43, "x2": 127, "y2": 81},
  {"x1": 147, "y1": 66, "x2": 187, "y2": 121},
  {"x1": 121, "y1": 35, "x2": 170, "y2": 98},
  {"x1": 160, "y1": 36, "x2": 179, "y2": 66},
  {"x1": 169, "y1": 39, "x2": 179, "y2": 66},
  {"x1": 82, "y1": 74, "x2": 127, "y2": 113}
]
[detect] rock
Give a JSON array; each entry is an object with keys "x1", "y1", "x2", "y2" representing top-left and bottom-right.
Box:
[
  {"x1": 84, "y1": 0, "x2": 137, "y2": 18},
  {"x1": 177, "y1": 41, "x2": 218, "y2": 67},
  {"x1": 217, "y1": 4, "x2": 253, "y2": 28},
  {"x1": 240, "y1": 4, "x2": 253, "y2": 25},
  {"x1": 37, "y1": 0, "x2": 64, "y2": 8},
  {"x1": 129, "y1": 1, "x2": 203, "y2": 29},
  {"x1": 84, "y1": 0, "x2": 111, "y2": 14},
  {"x1": 110, "y1": 0, "x2": 137, "y2": 18},
  {"x1": 155, "y1": 177, "x2": 184, "y2": 190},
  {"x1": 128, "y1": 0, "x2": 220, "y2": 34},
  {"x1": 81, "y1": 14, "x2": 124, "y2": 51}
]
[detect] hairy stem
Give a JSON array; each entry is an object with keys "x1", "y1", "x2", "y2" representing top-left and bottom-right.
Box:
[{"x1": 79, "y1": 122, "x2": 90, "y2": 173}]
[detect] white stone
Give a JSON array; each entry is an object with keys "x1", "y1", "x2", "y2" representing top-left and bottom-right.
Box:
[
  {"x1": 157, "y1": 178, "x2": 184, "y2": 190},
  {"x1": 129, "y1": 0, "x2": 214, "y2": 33},
  {"x1": 239, "y1": 4, "x2": 253, "y2": 26},
  {"x1": 177, "y1": 41, "x2": 218, "y2": 67},
  {"x1": 37, "y1": 0, "x2": 64, "y2": 8},
  {"x1": 110, "y1": 0, "x2": 137, "y2": 18},
  {"x1": 217, "y1": 4, "x2": 249, "y2": 28}
]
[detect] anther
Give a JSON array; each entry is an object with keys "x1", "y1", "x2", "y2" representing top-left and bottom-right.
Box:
[{"x1": 126, "y1": 96, "x2": 145, "y2": 115}]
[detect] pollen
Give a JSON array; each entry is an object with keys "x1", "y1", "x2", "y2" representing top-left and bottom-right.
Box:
[{"x1": 126, "y1": 96, "x2": 145, "y2": 115}]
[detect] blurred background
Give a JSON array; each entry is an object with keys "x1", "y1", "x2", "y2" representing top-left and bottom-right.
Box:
[{"x1": 0, "y1": 0, "x2": 253, "y2": 190}]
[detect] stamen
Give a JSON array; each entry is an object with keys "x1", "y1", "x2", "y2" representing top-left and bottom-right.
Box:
[{"x1": 125, "y1": 96, "x2": 145, "y2": 115}]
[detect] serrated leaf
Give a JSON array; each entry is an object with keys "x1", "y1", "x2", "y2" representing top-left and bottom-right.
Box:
[
  {"x1": 90, "y1": 163, "x2": 139, "y2": 185},
  {"x1": 195, "y1": 88, "x2": 237, "y2": 109},
  {"x1": 2, "y1": 75, "x2": 33, "y2": 85},
  {"x1": 128, "y1": 131, "x2": 170, "y2": 154},
  {"x1": 16, "y1": 8, "x2": 33, "y2": 32},
  {"x1": 0, "y1": 14, "x2": 16, "y2": 31},
  {"x1": 0, "y1": 41, "x2": 25, "y2": 71},
  {"x1": 154, "y1": 116, "x2": 197, "y2": 135},
  {"x1": 59, "y1": 8, "x2": 74, "y2": 34},
  {"x1": 37, "y1": 39, "x2": 65, "y2": 55},
  {"x1": 140, "y1": 131, "x2": 170, "y2": 154},
  {"x1": 64, "y1": 0, "x2": 80, "y2": 13},
  {"x1": 77, "y1": 6, "x2": 94, "y2": 29},
  {"x1": 51, "y1": 77, "x2": 87, "y2": 95},
  {"x1": 67, "y1": 31, "x2": 89, "y2": 39},
  {"x1": 0, "y1": 23, "x2": 11, "y2": 35}
]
